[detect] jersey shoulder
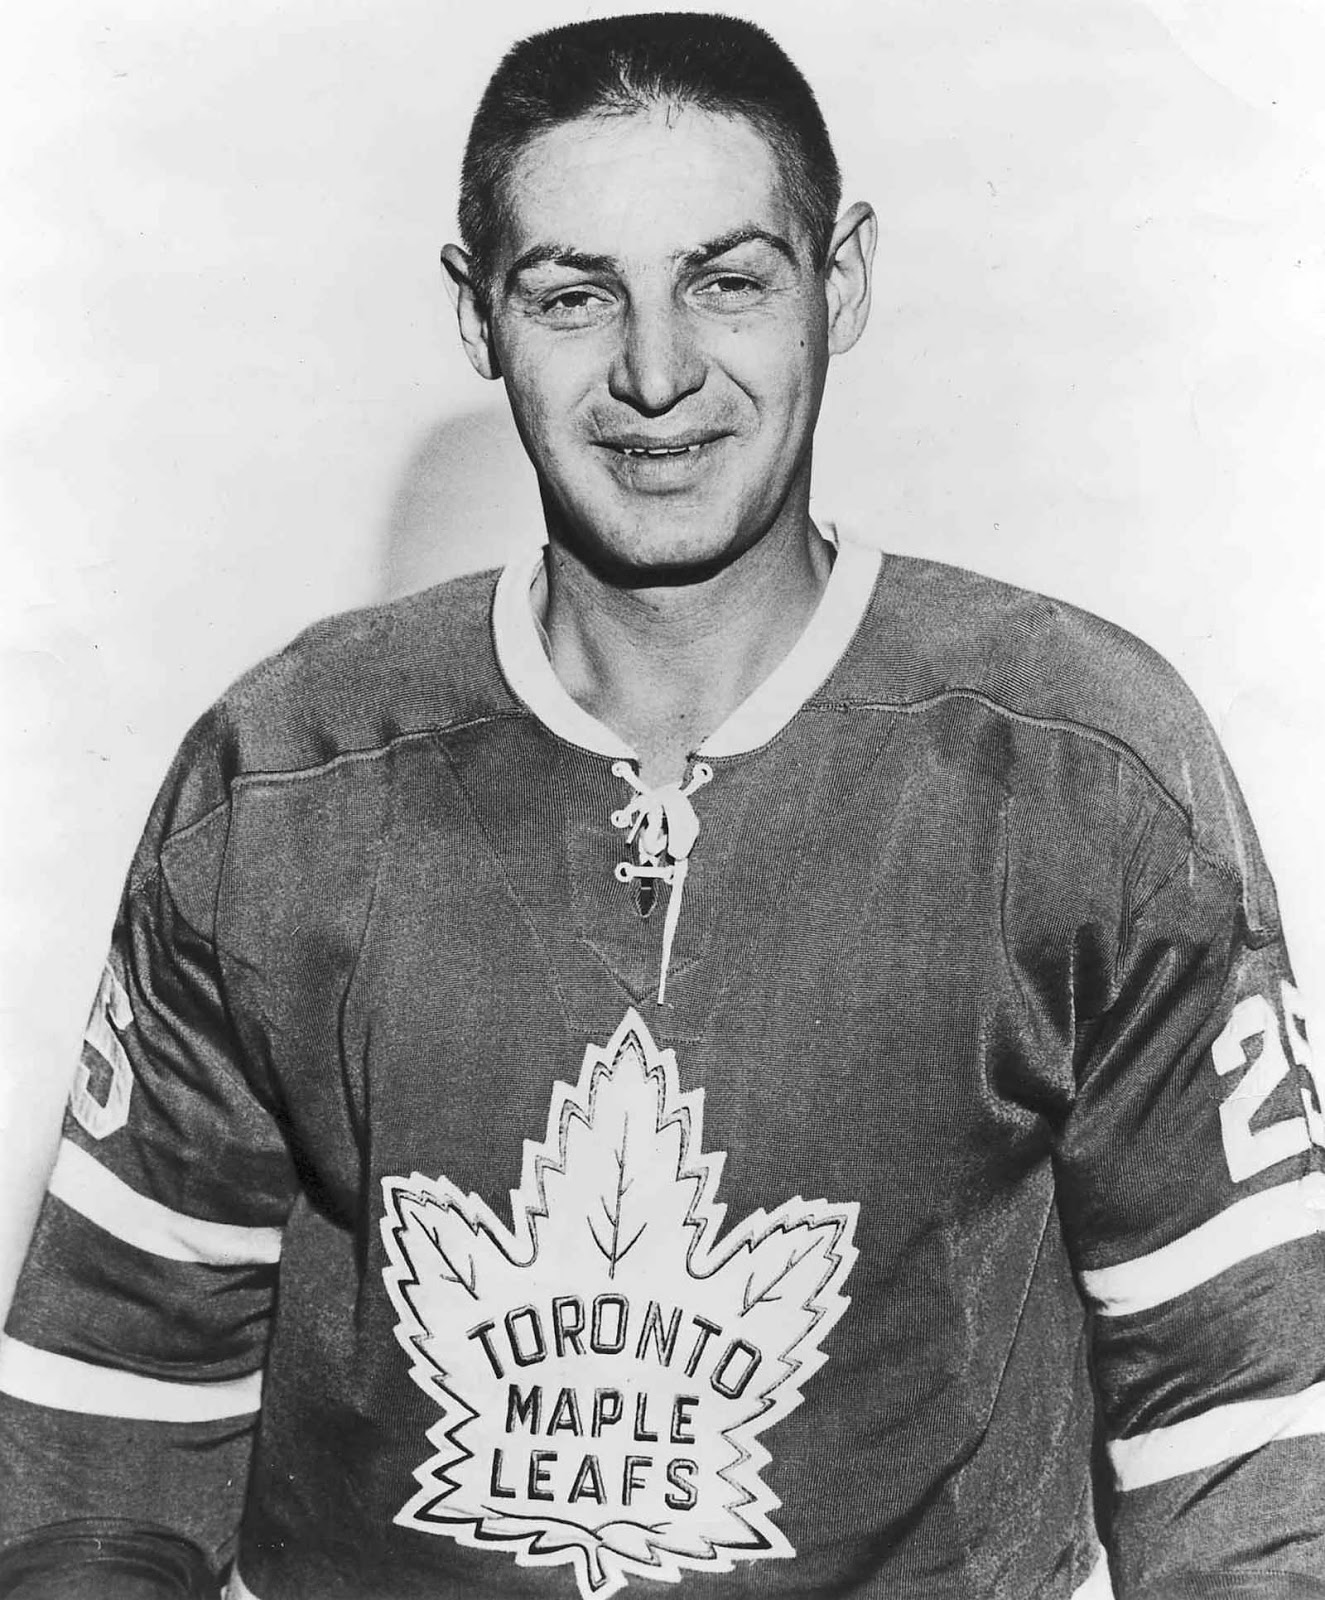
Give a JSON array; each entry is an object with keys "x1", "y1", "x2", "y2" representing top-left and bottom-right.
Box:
[
  {"x1": 154, "y1": 569, "x2": 514, "y2": 845},
  {"x1": 840, "y1": 549, "x2": 1273, "y2": 929}
]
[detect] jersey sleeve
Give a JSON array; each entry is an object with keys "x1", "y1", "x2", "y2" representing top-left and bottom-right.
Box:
[
  {"x1": 0, "y1": 730, "x2": 300, "y2": 1576},
  {"x1": 1055, "y1": 750, "x2": 1325, "y2": 1597}
]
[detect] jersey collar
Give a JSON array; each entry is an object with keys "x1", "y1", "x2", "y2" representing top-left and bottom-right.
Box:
[{"x1": 491, "y1": 524, "x2": 882, "y2": 761}]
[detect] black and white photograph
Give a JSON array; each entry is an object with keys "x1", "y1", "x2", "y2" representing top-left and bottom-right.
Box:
[{"x1": 1, "y1": 3, "x2": 1323, "y2": 1597}]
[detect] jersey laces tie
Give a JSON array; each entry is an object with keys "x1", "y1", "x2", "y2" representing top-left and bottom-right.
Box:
[{"x1": 610, "y1": 758, "x2": 713, "y2": 1005}]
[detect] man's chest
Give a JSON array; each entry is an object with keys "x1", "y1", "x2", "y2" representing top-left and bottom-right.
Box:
[{"x1": 217, "y1": 708, "x2": 1114, "y2": 1226}]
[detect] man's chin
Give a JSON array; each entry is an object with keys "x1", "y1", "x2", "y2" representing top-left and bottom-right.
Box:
[
  {"x1": 541, "y1": 493, "x2": 782, "y2": 590},
  {"x1": 607, "y1": 541, "x2": 752, "y2": 588},
  {"x1": 571, "y1": 532, "x2": 759, "y2": 589}
]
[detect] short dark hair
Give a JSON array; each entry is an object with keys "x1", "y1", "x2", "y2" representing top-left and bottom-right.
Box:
[{"x1": 459, "y1": 12, "x2": 842, "y2": 303}]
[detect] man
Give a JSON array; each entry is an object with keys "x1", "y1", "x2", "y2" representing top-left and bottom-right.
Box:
[{"x1": 0, "y1": 12, "x2": 1321, "y2": 1599}]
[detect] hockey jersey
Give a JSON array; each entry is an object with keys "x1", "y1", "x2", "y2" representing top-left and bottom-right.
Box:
[{"x1": 2, "y1": 534, "x2": 1323, "y2": 1599}]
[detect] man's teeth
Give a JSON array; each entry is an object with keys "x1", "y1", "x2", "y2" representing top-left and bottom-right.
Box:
[{"x1": 620, "y1": 443, "x2": 703, "y2": 457}]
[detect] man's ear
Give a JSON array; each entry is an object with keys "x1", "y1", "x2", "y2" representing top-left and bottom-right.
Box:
[
  {"x1": 441, "y1": 244, "x2": 502, "y2": 380},
  {"x1": 823, "y1": 201, "x2": 877, "y2": 357}
]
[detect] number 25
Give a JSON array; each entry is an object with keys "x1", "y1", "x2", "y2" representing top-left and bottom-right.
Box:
[
  {"x1": 70, "y1": 961, "x2": 134, "y2": 1140},
  {"x1": 1213, "y1": 981, "x2": 1322, "y2": 1182}
]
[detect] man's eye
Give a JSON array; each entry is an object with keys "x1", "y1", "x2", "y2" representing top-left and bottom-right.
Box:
[
  {"x1": 698, "y1": 274, "x2": 763, "y2": 300},
  {"x1": 538, "y1": 289, "x2": 609, "y2": 322}
]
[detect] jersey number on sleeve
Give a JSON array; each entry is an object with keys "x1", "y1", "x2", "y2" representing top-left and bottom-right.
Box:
[
  {"x1": 70, "y1": 960, "x2": 134, "y2": 1140},
  {"x1": 1213, "y1": 981, "x2": 1322, "y2": 1182}
]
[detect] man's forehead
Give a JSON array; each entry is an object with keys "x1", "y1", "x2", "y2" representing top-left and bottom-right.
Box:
[{"x1": 496, "y1": 105, "x2": 806, "y2": 266}]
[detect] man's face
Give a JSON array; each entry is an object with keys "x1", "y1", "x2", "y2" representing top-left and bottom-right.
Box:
[{"x1": 463, "y1": 106, "x2": 855, "y2": 579}]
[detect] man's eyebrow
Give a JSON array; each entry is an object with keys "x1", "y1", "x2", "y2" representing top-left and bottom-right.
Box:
[
  {"x1": 679, "y1": 227, "x2": 800, "y2": 269},
  {"x1": 505, "y1": 246, "x2": 617, "y2": 292},
  {"x1": 503, "y1": 226, "x2": 801, "y2": 293}
]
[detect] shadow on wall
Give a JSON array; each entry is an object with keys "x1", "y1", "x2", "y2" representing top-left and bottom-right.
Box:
[{"x1": 380, "y1": 402, "x2": 544, "y2": 600}]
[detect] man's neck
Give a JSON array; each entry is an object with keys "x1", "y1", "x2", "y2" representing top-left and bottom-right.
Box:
[{"x1": 537, "y1": 517, "x2": 834, "y2": 787}]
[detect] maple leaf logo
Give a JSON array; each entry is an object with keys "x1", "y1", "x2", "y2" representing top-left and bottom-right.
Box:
[{"x1": 380, "y1": 1009, "x2": 859, "y2": 1598}]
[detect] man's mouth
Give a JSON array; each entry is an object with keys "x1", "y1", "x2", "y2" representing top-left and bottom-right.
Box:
[
  {"x1": 594, "y1": 432, "x2": 729, "y2": 492},
  {"x1": 616, "y1": 442, "x2": 706, "y2": 458},
  {"x1": 599, "y1": 431, "x2": 726, "y2": 458}
]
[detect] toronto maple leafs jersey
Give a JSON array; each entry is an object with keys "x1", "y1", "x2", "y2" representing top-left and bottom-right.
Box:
[{"x1": 2, "y1": 533, "x2": 1324, "y2": 1600}]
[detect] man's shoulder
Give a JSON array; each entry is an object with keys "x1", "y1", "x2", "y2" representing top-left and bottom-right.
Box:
[
  {"x1": 850, "y1": 549, "x2": 1213, "y2": 786},
  {"x1": 840, "y1": 548, "x2": 1266, "y2": 908},
  {"x1": 222, "y1": 566, "x2": 509, "y2": 766},
  {"x1": 160, "y1": 569, "x2": 513, "y2": 828}
]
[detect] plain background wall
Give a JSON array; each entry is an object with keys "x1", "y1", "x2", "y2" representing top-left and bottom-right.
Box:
[{"x1": 2, "y1": 0, "x2": 1323, "y2": 1315}]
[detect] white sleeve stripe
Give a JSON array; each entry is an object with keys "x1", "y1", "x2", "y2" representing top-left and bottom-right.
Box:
[
  {"x1": 48, "y1": 1139, "x2": 283, "y2": 1266},
  {"x1": 1080, "y1": 1172, "x2": 1325, "y2": 1316},
  {"x1": 0, "y1": 1335, "x2": 262, "y2": 1421},
  {"x1": 1111, "y1": 1379, "x2": 1325, "y2": 1489}
]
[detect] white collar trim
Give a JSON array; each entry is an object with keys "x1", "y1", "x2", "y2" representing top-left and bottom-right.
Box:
[{"x1": 491, "y1": 526, "x2": 882, "y2": 761}]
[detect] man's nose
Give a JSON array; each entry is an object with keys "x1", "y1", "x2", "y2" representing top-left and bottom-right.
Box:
[{"x1": 608, "y1": 299, "x2": 706, "y2": 414}]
